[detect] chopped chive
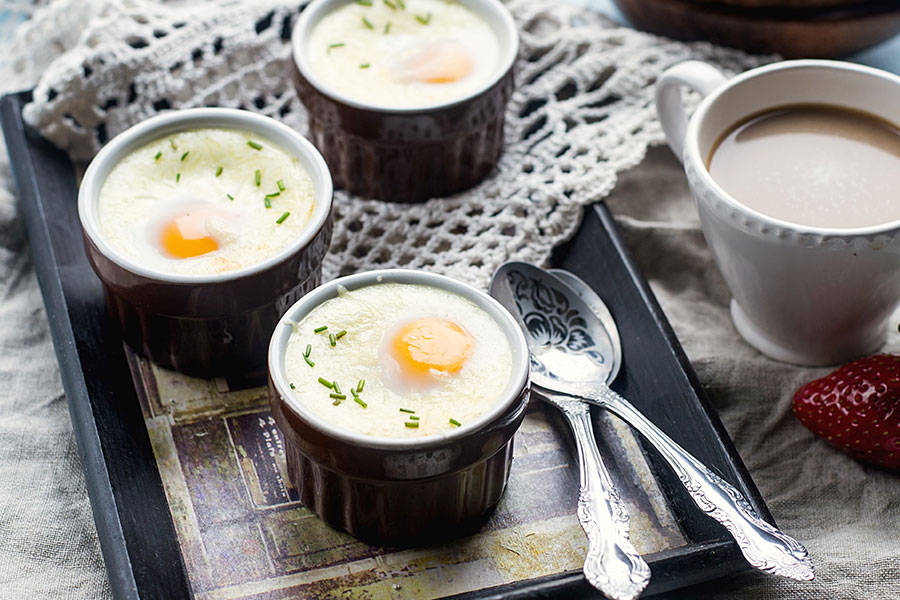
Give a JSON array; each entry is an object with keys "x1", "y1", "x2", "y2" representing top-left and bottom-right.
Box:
[
  {"x1": 404, "y1": 421, "x2": 419, "y2": 428},
  {"x1": 357, "y1": 0, "x2": 373, "y2": 4},
  {"x1": 154, "y1": 151, "x2": 162, "y2": 161},
  {"x1": 399, "y1": 408, "x2": 415, "y2": 414},
  {"x1": 289, "y1": 382, "x2": 296, "y2": 389},
  {"x1": 415, "y1": 12, "x2": 431, "y2": 25},
  {"x1": 169, "y1": 138, "x2": 177, "y2": 150},
  {"x1": 329, "y1": 333, "x2": 337, "y2": 346},
  {"x1": 333, "y1": 381, "x2": 341, "y2": 394},
  {"x1": 247, "y1": 140, "x2": 263, "y2": 150},
  {"x1": 357, "y1": 379, "x2": 366, "y2": 393},
  {"x1": 351, "y1": 388, "x2": 359, "y2": 398},
  {"x1": 175, "y1": 172, "x2": 181, "y2": 182},
  {"x1": 354, "y1": 397, "x2": 368, "y2": 408},
  {"x1": 332, "y1": 398, "x2": 342, "y2": 406},
  {"x1": 180, "y1": 151, "x2": 189, "y2": 161},
  {"x1": 304, "y1": 344, "x2": 311, "y2": 357},
  {"x1": 384, "y1": 0, "x2": 396, "y2": 8},
  {"x1": 408, "y1": 415, "x2": 420, "y2": 421},
  {"x1": 314, "y1": 325, "x2": 328, "y2": 333},
  {"x1": 359, "y1": 63, "x2": 371, "y2": 69},
  {"x1": 449, "y1": 418, "x2": 461, "y2": 427},
  {"x1": 396, "y1": 0, "x2": 404, "y2": 8},
  {"x1": 304, "y1": 356, "x2": 316, "y2": 367},
  {"x1": 335, "y1": 330, "x2": 347, "y2": 340},
  {"x1": 318, "y1": 377, "x2": 333, "y2": 388},
  {"x1": 215, "y1": 165, "x2": 223, "y2": 177},
  {"x1": 264, "y1": 197, "x2": 272, "y2": 209},
  {"x1": 330, "y1": 393, "x2": 346, "y2": 400},
  {"x1": 384, "y1": 21, "x2": 391, "y2": 34},
  {"x1": 362, "y1": 16, "x2": 374, "y2": 29},
  {"x1": 266, "y1": 191, "x2": 280, "y2": 198},
  {"x1": 226, "y1": 193, "x2": 234, "y2": 201},
  {"x1": 327, "y1": 42, "x2": 345, "y2": 53},
  {"x1": 277, "y1": 179, "x2": 285, "y2": 191},
  {"x1": 254, "y1": 169, "x2": 261, "y2": 186}
]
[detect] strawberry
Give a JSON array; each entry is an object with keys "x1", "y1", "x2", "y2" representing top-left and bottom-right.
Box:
[{"x1": 793, "y1": 354, "x2": 900, "y2": 471}]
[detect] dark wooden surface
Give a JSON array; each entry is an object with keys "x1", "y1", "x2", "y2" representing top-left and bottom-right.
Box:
[
  {"x1": 613, "y1": 0, "x2": 900, "y2": 58},
  {"x1": 2, "y1": 89, "x2": 771, "y2": 599},
  {"x1": 586, "y1": 0, "x2": 900, "y2": 73}
]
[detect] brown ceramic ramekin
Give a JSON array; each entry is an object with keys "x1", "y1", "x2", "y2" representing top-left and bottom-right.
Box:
[
  {"x1": 78, "y1": 109, "x2": 334, "y2": 378},
  {"x1": 290, "y1": 0, "x2": 519, "y2": 202},
  {"x1": 267, "y1": 269, "x2": 531, "y2": 545}
]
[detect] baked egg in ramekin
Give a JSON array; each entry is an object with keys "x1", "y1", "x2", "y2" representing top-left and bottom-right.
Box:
[
  {"x1": 78, "y1": 108, "x2": 333, "y2": 377},
  {"x1": 291, "y1": 0, "x2": 519, "y2": 202},
  {"x1": 268, "y1": 269, "x2": 530, "y2": 545}
]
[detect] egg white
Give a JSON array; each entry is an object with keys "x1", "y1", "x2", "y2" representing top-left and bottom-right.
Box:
[
  {"x1": 283, "y1": 283, "x2": 514, "y2": 438},
  {"x1": 306, "y1": 0, "x2": 500, "y2": 108},
  {"x1": 98, "y1": 128, "x2": 316, "y2": 275}
]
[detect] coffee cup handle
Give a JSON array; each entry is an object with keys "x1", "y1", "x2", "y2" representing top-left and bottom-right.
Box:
[{"x1": 655, "y1": 61, "x2": 728, "y2": 162}]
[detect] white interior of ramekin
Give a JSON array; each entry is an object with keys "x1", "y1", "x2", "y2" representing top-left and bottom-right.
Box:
[
  {"x1": 268, "y1": 269, "x2": 530, "y2": 450},
  {"x1": 291, "y1": 0, "x2": 519, "y2": 113},
  {"x1": 78, "y1": 108, "x2": 333, "y2": 284}
]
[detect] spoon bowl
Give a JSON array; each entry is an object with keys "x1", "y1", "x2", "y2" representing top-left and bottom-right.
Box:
[
  {"x1": 491, "y1": 263, "x2": 619, "y2": 391},
  {"x1": 548, "y1": 268, "x2": 621, "y2": 384}
]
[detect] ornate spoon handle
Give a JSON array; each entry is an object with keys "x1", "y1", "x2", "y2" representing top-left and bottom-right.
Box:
[
  {"x1": 583, "y1": 384, "x2": 814, "y2": 582},
  {"x1": 542, "y1": 391, "x2": 650, "y2": 600}
]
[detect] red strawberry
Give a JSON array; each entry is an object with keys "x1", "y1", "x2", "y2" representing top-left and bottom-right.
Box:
[{"x1": 793, "y1": 354, "x2": 900, "y2": 471}]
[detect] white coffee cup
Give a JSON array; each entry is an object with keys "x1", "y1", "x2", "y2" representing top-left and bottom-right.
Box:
[{"x1": 655, "y1": 60, "x2": 900, "y2": 366}]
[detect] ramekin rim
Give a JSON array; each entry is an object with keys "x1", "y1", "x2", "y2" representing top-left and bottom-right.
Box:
[
  {"x1": 684, "y1": 59, "x2": 900, "y2": 238},
  {"x1": 268, "y1": 268, "x2": 531, "y2": 450},
  {"x1": 77, "y1": 107, "x2": 334, "y2": 284},
  {"x1": 291, "y1": 0, "x2": 520, "y2": 114}
]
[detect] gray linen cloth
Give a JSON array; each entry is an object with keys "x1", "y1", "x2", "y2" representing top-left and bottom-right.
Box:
[{"x1": 1, "y1": 144, "x2": 898, "y2": 598}]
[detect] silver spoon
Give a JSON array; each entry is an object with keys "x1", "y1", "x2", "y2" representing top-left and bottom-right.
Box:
[
  {"x1": 490, "y1": 269, "x2": 651, "y2": 600},
  {"x1": 490, "y1": 262, "x2": 815, "y2": 582}
]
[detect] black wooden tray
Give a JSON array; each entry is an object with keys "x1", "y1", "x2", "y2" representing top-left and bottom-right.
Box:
[{"x1": 2, "y1": 90, "x2": 772, "y2": 599}]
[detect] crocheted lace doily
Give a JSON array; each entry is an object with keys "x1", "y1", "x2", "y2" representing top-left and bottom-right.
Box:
[{"x1": 17, "y1": 0, "x2": 767, "y2": 289}]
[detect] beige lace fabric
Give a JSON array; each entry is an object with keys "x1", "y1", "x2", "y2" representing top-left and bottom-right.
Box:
[{"x1": 19, "y1": 0, "x2": 767, "y2": 289}]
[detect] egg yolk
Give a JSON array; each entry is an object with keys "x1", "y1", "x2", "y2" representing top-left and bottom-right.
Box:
[
  {"x1": 160, "y1": 212, "x2": 219, "y2": 259},
  {"x1": 390, "y1": 317, "x2": 474, "y2": 378},
  {"x1": 400, "y1": 40, "x2": 473, "y2": 84}
]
